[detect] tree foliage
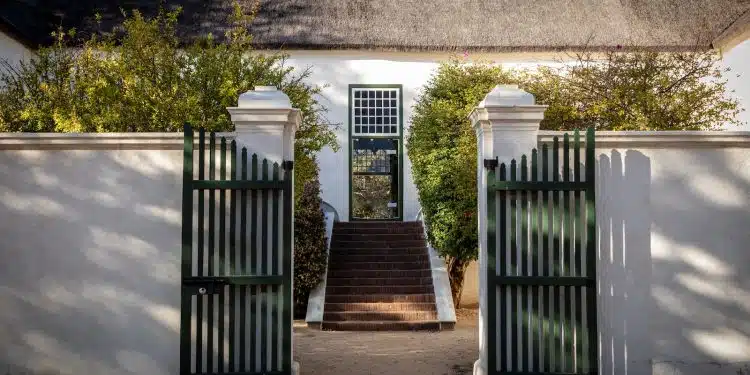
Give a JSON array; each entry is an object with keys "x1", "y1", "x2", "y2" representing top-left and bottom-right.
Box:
[
  {"x1": 0, "y1": 3, "x2": 338, "y2": 202},
  {"x1": 293, "y1": 167, "x2": 329, "y2": 315},
  {"x1": 408, "y1": 52, "x2": 743, "y2": 307}
]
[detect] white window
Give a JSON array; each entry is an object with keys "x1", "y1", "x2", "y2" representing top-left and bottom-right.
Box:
[{"x1": 351, "y1": 88, "x2": 400, "y2": 136}]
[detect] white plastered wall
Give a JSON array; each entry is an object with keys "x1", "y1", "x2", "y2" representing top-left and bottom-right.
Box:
[{"x1": 0, "y1": 31, "x2": 31, "y2": 65}]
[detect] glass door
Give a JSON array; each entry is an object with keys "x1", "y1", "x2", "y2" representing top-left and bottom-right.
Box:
[{"x1": 351, "y1": 137, "x2": 400, "y2": 220}]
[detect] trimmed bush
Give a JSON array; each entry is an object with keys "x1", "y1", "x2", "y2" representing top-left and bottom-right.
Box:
[{"x1": 293, "y1": 164, "x2": 328, "y2": 316}]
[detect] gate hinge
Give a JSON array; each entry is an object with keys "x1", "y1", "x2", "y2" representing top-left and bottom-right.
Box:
[
  {"x1": 282, "y1": 160, "x2": 294, "y2": 171},
  {"x1": 483, "y1": 158, "x2": 498, "y2": 170}
]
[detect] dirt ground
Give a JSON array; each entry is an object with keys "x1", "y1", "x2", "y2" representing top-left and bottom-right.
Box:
[{"x1": 294, "y1": 308, "x2": 478, "y2": 375}]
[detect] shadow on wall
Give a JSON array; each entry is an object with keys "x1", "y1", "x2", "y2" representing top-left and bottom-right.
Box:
[
  {"x1": 597, "y1": 147, "x2": 750, "y2": 375},
  {"x1": 0, "y1": 148, "x2": 183, "y2": 375}
]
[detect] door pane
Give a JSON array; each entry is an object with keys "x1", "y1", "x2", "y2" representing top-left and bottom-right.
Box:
[{"x1": 351, "y1": 138, "x2": 399, "y2": 219}]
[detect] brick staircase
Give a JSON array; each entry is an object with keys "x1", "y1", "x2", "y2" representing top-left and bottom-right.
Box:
[{"x1": 322, "y1": 221, "x2": 442, "y2": 331}]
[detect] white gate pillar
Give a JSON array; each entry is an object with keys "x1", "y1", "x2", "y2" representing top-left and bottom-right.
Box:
[
  {"x1": 227, "y1": 85, "x2": 300, "y2": 375},
  {"x1": 468, "y1": 85, "x2": 546, "y2": 375}
]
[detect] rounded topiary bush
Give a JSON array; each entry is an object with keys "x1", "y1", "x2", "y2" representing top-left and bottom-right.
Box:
[{"x1": 293, "y1": 168, "x2": 328, "y2": 317}]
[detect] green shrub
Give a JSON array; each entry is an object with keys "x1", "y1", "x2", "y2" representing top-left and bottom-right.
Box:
[{"x1": 293, "y1": 165, "x2": 329, "y2": 315}]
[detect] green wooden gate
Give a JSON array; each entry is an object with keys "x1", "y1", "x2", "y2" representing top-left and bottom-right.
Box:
[
  {"x1": 485, "y1": 128, "x2": 597, "y2": 375},
  {"x1": 180, "y1": 123, "x2": 294, "y2": 375}
]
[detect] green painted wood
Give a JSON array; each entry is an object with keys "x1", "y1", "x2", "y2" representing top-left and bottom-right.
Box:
[
  {"x1": 192, "y1": 180, "x2": 286, "y2": 190},
  {"x1": 239, "y1": 148, "x2": 248, "y2": 372},
  {"x1": 531, "y1": 149, "x2": 540, "y2": 372},
  {"x1": 180, "y1": 123, "x2": 194, "y2": 375},
  {"x1": 207, "y1": 132, "x2": 216, "y2": 373},
  {"x1": 282, "y1": 161, "x2": 293, "y2": 372},
  {"x1": 197, "y1": 128, "x2": 205, "y2": 374},
  {"x1": 250, "y1": 153, "x2": 259, "y2": 372},
  {"x1": 498, "y1": 162, "x2": 508, "y2": 372},
  {"x1": 261, "y1": 158, "x2": 269, "y2": 372},
  {"x1": 489, "y1": 181, "x2": 587, "y2": 191},
  {"x1": 272, "y1": 163, "x2": 281, "y2": 371},
  {"x1": 551, "y1": 136, "x2": 560, "y2": 372},
  {"x1": 492, "y1": 276, "x2": 595, "y2": 287},
  {"x1": 509, "y1": 159, "x2": 518, "y2": 371},
  {"x1": 562, "y1": 133, "x2": 572, "y2": 372},
  {"x1": 585, "y1": 127, "x2": 597, "y2": 373},
  {"x1": 487, "y1": 160, "x2": 498, "y2": 375},
  {"x1": 541, "y1": 144, "x2": 550, "y2": 373},
  {"x1": 571, "y1": 129, "x2": 585, "y2": 372},
  {"x1": 228, "y1": 140, "x2": 237, "y2": 372},
  {"x1": 520, "y1": 155, "x2": 530, "y2": 372},
  {"x1": 218, "y1": 137, "x2": 226, "y2": 373}
]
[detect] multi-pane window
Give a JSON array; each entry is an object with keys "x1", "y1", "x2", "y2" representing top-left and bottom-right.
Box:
[{"x1": 351, "y1": 88, "x2": 400, "y2": 136}]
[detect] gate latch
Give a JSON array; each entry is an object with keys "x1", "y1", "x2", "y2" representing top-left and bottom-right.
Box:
[{"x1": 182, "y1": 277, "x2": 229, "y2": 295}]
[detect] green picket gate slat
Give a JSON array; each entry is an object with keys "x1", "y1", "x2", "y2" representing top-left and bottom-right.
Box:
[
  {"x1": 180, "y1": 123, "x2": 294, "y2": 375},
  {"x1": 486, "y1": 127, "x2": 597, "y2": 375}
]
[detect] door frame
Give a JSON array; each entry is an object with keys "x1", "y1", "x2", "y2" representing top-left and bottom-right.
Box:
[{"x1": 347, "y1": 84, "x2": 404, "y2": 221}]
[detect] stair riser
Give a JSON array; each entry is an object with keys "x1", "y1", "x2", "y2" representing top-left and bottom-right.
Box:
[
  {"x1": 324, "y1": 311, "x2": 438, "y2": 321},
  {"x1": 332, "y1": 240, "x2": 427, "y2": 249},
  {"x1": 327, "y1": 269, "x2": 432, "y2": 278},
  {"x1": 325, "y1": 294, "x2": 436, "y2": 303},
  {"x1": 334, "y1": 221, "x2": 422, "y2": 228},
  {"x1": 326, "y1": 285, "x2": 433, "y2": 294},
  {"x1": 330, "y1": 254, "x2": 428, "y2": 263},
  {"x1": 327, "y1": 262, "x2": 428, "y2": 270},
  {"x1": 326, "y1": 277, "x2": 434, "y2": 286},
  {"x1": 333, "y1": 233, "x2": 425, "y2": 241},
  {"x1": 325, "y1": 302, "x2": 438, "y2": 312},
  {"x1": 333, "y1": 227, "x2": 424, "y2": 235},
  {"x1": 330, "y1": 248, "x2": 428, "y2": 256},
  {"x1": 321, "y1": 321, "x2": 440, "y2": 331}
]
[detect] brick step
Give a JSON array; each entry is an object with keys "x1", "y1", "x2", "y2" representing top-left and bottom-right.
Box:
[
  {"x1": 325, "y1": 294, "x2": 436, "y2": 303},
  {"x1": 325, "y1": 302, "x2": 438, "y2": 312},
  {"x1": 321, "y1": 320, "x2": 440, "y2": 331},
  {"x1": 331, "y1": 240, "x2": 426, "y2": 249},
  {"x1": 334, "y1": 221, "x2": 422, "y2": 229},
  {"x1": 329, "y1": 248, "x2": 428, "y2": 256},
  {"x1": 329, "y1": 254, "x2": 428, "y2": 263},
  {"x1": 326, "y1": 276, "x2": 433, "y2": 286},
  {"x1": 326, "y1": 285, "x2": 433, "y2": 295},
  {"x1": 327, "y1": 269, "x2": 432, "y2": 278},
  {"x1": 324, "y1": 311, "x2": 438, "y2": 322},
  {"x1": 333, "y1": 233, "x2": 425, "y2": 241},
  {"x1": 327, "y1": 261, "x2": 429, "y2": 270},
  {"x1": 333, "y1": 227, "x2": 424, "y2": 235}
]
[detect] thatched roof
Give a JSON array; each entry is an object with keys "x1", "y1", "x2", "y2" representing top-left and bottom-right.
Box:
[{"x1": 2, "y1": 0, "x2": 750, "y2": 52}]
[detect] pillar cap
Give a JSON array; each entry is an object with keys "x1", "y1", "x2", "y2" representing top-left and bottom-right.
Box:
[
  {"x1": 478, "y1": 84, "x2": 535, "y2": 107},
  {"x1": 237, "y1": 86, "x2": 292, "y2": 109}
]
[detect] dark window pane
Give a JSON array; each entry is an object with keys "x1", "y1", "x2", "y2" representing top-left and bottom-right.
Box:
[
  {"x1": 362, "y1": 91, "x2": 368, "y2": 98},
  {"x1": 384, "y1": 108, "x2": 390, "y2": 115},
  {"x1": 369, "y1": 99, "x2": 376, "y2": 106},
  {"x1": 391, "y1": 126, "x2": 397, "y2": 133},
  {"x1": 369, "y1": 108, "x2": 375, "y2": 116},
  {"x1": 369, "y1": 126, "x2": 376, "y2": 133},
  {"x1": 369, "y1": 90, "x2": 375, "y2": 98},
  {"x1": 376, "y1": 100, "x2": 383, "y2": 107},
  {"x1": 355, "y1": 108, "x2": 360, "y2": 115},
  {"x1": 362, "y1": 117, "x2": 368, "y2": 124},
  {"x1": 370, "y1": 116, "x2": 376, "y2": 124},
  {"x1": 376, "y1": 126, "x2": 383, "y2": 133},
  {"x1": 355, "y1": 117, "x2": 361, "y2": 125},
  {"x1": 391, "y1": 116, "x2": 397, "y2": 124},
  {"x1": 355, "y1": 100, "x2": 360, "y2": 107},
  {"x1": 376, "y1": 91, "x2": 382, "y2": 98},
  {"x1": 354, "y1": 91, "x2": 361, "y2": 98},
  {"x1": 383, "y1": 91, "x2": 390, "y2": 98},
  {"x1": 391, "y1": 99, "x2": 397, "y2": 107},
  {"x1": 355, "y1": 126, "x2": 361, "y2": 133},
  {"x1": 384, "y1": 117, "x2": 390, "y2": 125},
  {"x1": 376, "y1": 117, "x2": 382, "y2": 124},
  {"x1": 376, "y1": 108, "x2": 382, "y2": 116}
]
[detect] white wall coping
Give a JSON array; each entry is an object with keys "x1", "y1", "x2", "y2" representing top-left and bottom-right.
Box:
[
  {"x1": 305, "y1": 211, "x2": 336, "y2": 326},
  {"x1": 0, "y1": 132, "x2": 235, "y2": 150},
  {"x1": 539, "y1": 130, "x2": 750, "y2": 148}
]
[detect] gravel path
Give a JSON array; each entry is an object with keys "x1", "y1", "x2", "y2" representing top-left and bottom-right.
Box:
[{"x1": 294, "y1": 309, "x2": 478, "y2": 375}]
